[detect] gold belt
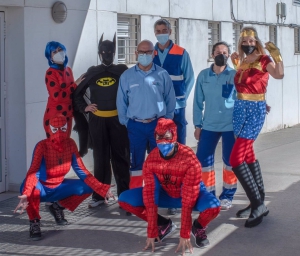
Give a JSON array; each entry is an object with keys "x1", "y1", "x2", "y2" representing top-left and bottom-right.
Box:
[
  {"x1": 237, "y1": 93, "x2": 265, "y2": 101},
  {"x1": 93, "y1": 109, "x2": 118, "y2": 117}
]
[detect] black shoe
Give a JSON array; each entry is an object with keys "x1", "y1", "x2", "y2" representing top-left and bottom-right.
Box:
[
  {"x1": 29, "y1": 219, "x2": 42, "y2": 241},
  {"x1": 192, "y1": 220, "x2": 209, "y2": 248},
  {"x1": 49, "y1": 202, "x2": 68, "y2": 225},
  {"x1": 155, "y1": 219, "x2": 177, "y2": 243},
  {"x1": 236, "y1": 204, "x2": 251, "y2": 218},
  {"x1": 245, "y1": 204, "x2": 268, "y2": 228},
  {"x1": 167, "y1": 208, "x2": 177, "y2": 215},
  {"x1": 237, "y1": 204, "x2": 269, "y2": 218}
]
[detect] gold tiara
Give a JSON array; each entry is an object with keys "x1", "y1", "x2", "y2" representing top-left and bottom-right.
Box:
[{"x1": 240, "y1": 30, "x2": 256, "y2": 38}]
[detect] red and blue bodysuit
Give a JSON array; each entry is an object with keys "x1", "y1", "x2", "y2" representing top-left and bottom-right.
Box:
[
  {"x1": 20, "y1": 115, "x2": 110, "y2": 220},
  {"x1": 118, "y1": 118, "x2": 220, "y2": 239}
]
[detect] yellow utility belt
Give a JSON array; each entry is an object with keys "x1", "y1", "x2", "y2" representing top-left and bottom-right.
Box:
[
  {"x1": 93, "y1": 109, "x2": 118, "y2": 117},
  {"x1": 237, "y1": 93, "x2": 265, "y2": 101}
]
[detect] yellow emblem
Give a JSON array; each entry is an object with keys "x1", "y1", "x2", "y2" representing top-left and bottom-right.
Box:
[{"x1": 96, "y1": 77, "x2": 116, "y2": 87}]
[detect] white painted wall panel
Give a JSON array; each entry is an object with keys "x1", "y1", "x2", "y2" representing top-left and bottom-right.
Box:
[
  {"x1": 170, "y1": 0, "x2": 213, "y2": 20},
  {"x1": 72, "y1": 10, "x2": 98, "y2": 77},
  {"x1": 97, "y1": 0, "x2": 126, "y2": 13},
  {"x1": 266, "y1": 78, "x2": 284, "y2": 131},
  {"x1": 127, "y1": 0, "x2": 169, "y2": 17},
  {"x1": 237, "y1": 0, "x2": 266, "y2": 23},
  {"x1": 179, "y1": 19, "x2": 208, "y2": 147},
  {"x1": 141, "y1": 15, "x2": 161, "y2": 44},
  {"x1": 96, "y1": 11, "x2": 117, "y2": 65},
  {"x1": 213, "y1": 0, "x2": 232, "y2": 22},
  {"x1": 24, "y1": 0, "x2": 93, "y2": 10},
  {"x1": 282, "y1": 66, "x2": 299, "y2": 126},
  {"x1": 5, "y1": 7, "x2": 27, "y2": 189}
]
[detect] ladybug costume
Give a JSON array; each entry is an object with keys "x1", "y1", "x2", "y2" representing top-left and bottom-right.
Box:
[{"x1": 43, "y1": 41, "x2": 77, "y2": 138}]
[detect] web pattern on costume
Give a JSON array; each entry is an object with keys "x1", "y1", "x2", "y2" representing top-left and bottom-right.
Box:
[
  {"x1": 22, "y1": 116, "x2": 109, "y2": 220},
  {"x1": 44, "y1": 67, "x2": 77, "y2": 137},
  {"x1": 143, "y1": 144, "x2": 202, "y2": 238}
]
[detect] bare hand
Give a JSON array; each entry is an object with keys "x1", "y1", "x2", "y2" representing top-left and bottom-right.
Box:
[
  {"x1": 85, "y1": 104, "x2": 97, "y2": 113},
  {"x1": 14, "y1": 195, "x2": 28, "y2": 214},
  {"x1": 194, "y1": 128, "x2": 202, "y2": 141},
  {"x1": 231, "y1": 52, "x2": 239, "y2": 61},
  {"x1": 143, "y1": 237, "x2": 159, "y2": 252},
  {"x1": 75, "y1": 73, "x2": 86, "y2": 85},
  {"x1": 104, "y1": 187, "x2": 116, "y2": 204},
  {"x1": 266, "y1": 104, "x2": 271, "y2": 114},
  {"x1": 175, "y1": 237, "x2": 193, "y2": 255}
]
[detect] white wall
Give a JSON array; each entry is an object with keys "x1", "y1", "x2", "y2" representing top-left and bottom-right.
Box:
[{"x1": 1, "y1": 0, "x2": 300, "y2": 190}]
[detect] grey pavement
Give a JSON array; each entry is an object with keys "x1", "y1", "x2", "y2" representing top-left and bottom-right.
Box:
[{"x1": 0, "y1": 125, "x2": 300, "y2": 256}]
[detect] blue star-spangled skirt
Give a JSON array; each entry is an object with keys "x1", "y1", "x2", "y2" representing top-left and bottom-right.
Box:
[{"x1": 233, "y1": 99, "x2": 266, "y2": 140}]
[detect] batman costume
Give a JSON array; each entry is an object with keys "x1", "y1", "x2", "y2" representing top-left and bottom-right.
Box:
[{"x1": 73, "y1": 34, "x2": 130, "y2": 207}]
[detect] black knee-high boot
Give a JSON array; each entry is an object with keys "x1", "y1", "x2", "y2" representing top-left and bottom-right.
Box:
[
  {"x1": 232, "y1": 162, "x2": 267, "y2": 228},
  {"x1": 236, "y1": 160, "x2": 269, "y2": 218}
]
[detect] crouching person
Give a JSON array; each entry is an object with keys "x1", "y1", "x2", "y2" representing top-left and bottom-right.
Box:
[
  {"x1": 118, "y1": 118, "x2": 220, "y2": 253},
  {"x1": 14, "y1": 115, "x2": 114, "y2": 240}
]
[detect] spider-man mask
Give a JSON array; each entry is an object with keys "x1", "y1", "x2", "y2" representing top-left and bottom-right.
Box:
[
  {"x1": 155, "y1": 118, "x2": 177, "y2": 156},
  {"x1": 48, "y1": 115, "x2": 68, "y2": 152}
]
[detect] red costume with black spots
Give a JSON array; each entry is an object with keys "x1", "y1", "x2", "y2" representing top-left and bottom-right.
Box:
[
  {"x1": 44, "y1": 67, "x2": 76, "y2": 137},
  {"x1": 118, "y1": 118, "x2": 220, "y2": 243},
  {"x1": 20, "y1": 115, "x2": 110, "y2": 220}
]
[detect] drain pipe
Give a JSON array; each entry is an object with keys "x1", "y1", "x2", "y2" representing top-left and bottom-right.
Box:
[{"x1": 230, "y1": 0, "x2": 299, "y2": 28}]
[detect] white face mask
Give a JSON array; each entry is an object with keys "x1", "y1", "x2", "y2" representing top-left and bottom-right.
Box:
[{"x1": 52, "y1": 51, "x2": 66, "y2": 64}]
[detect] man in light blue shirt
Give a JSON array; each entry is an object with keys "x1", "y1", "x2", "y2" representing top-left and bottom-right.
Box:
[{"x1": 117, "y1": 40, "x2": 176, "y2": 189}]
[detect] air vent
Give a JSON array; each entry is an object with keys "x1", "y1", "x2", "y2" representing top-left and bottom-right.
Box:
[
  {"x1": 52, "y1": 1, "x2": 67, "y2": 24},
  {"x1": 293, "y1": 0, "x2": 300, "y2": 6}
]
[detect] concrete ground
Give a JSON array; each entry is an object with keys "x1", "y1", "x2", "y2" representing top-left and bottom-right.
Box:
[{"x1": 0, "y1": 125, "x2": 300, "y2": 256}]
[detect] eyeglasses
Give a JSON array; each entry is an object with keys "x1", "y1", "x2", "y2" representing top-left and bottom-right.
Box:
[
  {"x1": 137, "y1": 50, "x2": 153, "y2": 55},
  {"x1": 155, "y1": 130, "x2": 173, "y2": 140}
]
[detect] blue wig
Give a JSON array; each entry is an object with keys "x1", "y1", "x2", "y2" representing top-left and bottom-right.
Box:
[{"x1": 45, "y1": 41, "x2": 68, "y2": 69}]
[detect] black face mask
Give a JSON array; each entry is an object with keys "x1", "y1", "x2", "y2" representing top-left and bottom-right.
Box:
[
  {"x1": 99, "y1": 41, "x2": 115, "y2": 66},
  {"x1": 241, "y1": 45, "x2": 256, "y2": 55},
  {"x1": 214, "y1": 54, "x2": 228, "y2": 67}
]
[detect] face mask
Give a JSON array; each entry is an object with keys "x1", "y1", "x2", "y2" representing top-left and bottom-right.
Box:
[
  {"x1": 157, "y1": 143, "x2": 175, "y2": 157},
  {"x1": 214, "y1": 54, "x2": 228, "y2": 67},
  {"x1": 241, "y1": 45, "x2": 256, "y2": 55},
  {"x1": 156, "y1": 34, "x2": 169, "y2": 46},
  {"x1": 52, "y1": 51, "x2": 66, "y2": 64},
  {"x1": 100, "y1": 54, "x2": 114, "y2": 66},
  {"x1": 138, "y1": 54, "x2": 153, "y2": 67}
]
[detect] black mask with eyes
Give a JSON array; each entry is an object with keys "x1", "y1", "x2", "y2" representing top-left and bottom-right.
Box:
[{"x1": 98, "y1": 33, "x2": 116, "y2": 66}]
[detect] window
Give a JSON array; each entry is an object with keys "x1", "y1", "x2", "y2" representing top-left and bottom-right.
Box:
[
  {"x1": 208, "y1": 22, "x2": 220, "y2": 59},
  {"x1": 117, "y1": 15, "x2": 140, "y2": 64},
  {"x1": 293, "y1": 0, "x2": 300, "y2": 6},
  {"x1": 295, "y1": 28, "x2": 300, "y2": 53},
  {"x1": 162, "y1": 18, "x2": 179, "y2": 44},
  {"x1": 269, "y1": 26, "x2": 277, "y2": 45},
  {"x1": 233, "y1": 23, "x2": 243, "y2": 52}
]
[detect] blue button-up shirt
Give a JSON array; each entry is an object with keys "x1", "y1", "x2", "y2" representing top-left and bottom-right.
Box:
[
  {"x1": 117, "y1": 63, "x2": 176, "y2": 126},
  {"x1": 193, "y1": 64, "x2": 236, "y2": 132}
]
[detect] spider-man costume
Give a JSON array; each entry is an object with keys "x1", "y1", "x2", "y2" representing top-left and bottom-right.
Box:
[
  {"x1": 119, "y1": 118, "x2": 220, "y2": 239},
  {"x1": 20, "y1": 115, "x2": 110, "y2": 220}
]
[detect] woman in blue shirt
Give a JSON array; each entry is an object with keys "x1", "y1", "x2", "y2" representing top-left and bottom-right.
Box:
[{"x1": 193, "y1": 41, "x2": 237, "y2": 210}]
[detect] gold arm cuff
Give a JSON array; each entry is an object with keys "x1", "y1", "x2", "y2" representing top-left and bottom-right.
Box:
[
  {"x1": 271, "y1": 54, "x2": 283, "y2": 64},
  {"x1": 93, "y1": 109, "x2": 118, "y2": 117},
  {"x1": 237, "y1": 93, "x2": 265, "y2": 101}
]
